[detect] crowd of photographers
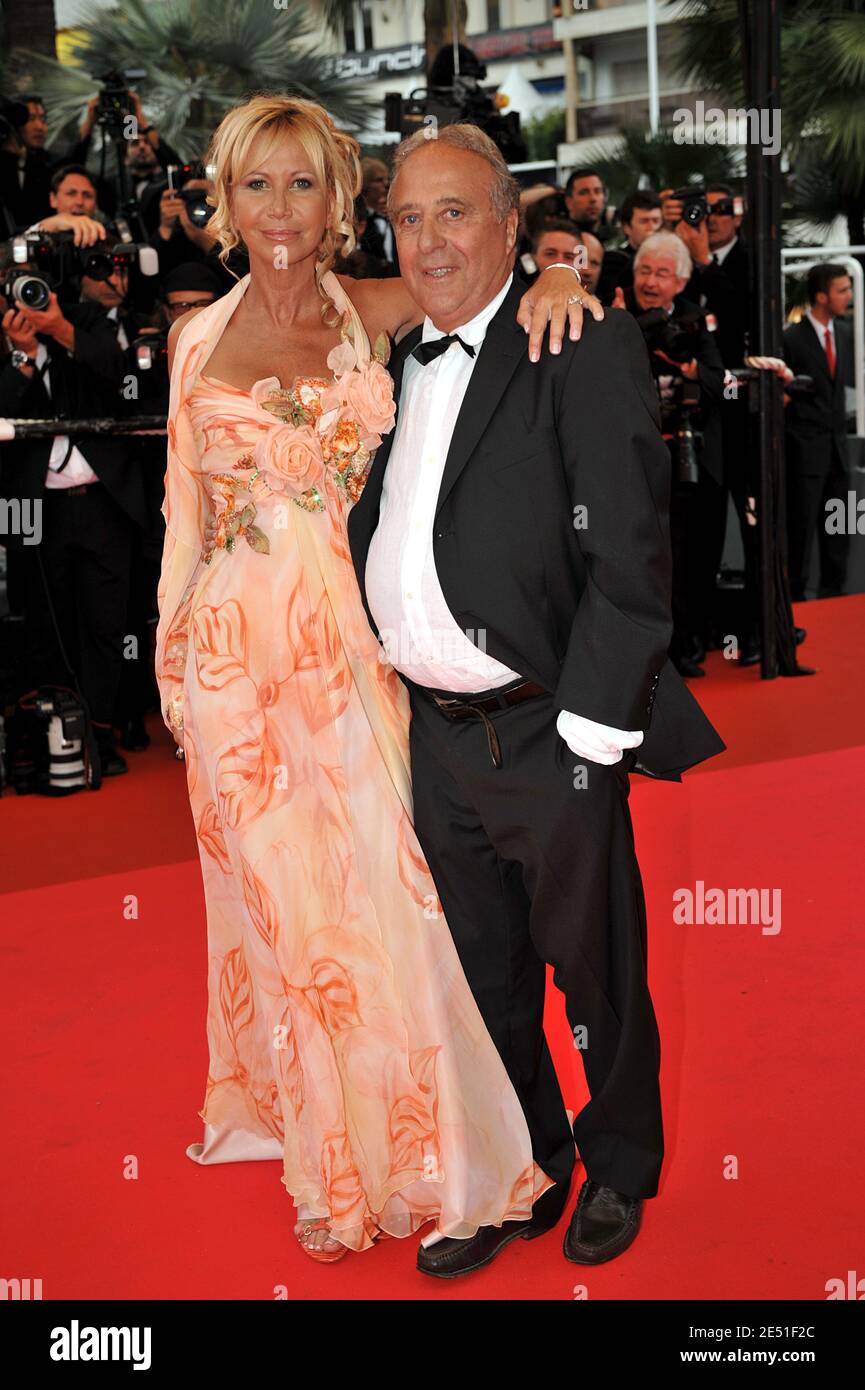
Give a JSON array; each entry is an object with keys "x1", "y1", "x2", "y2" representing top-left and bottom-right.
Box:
[{"x1": 0, "y1": 89, "x2": 856, "y2": 792}]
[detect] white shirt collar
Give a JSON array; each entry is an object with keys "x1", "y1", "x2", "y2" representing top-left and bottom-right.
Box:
[
  {"x1": 805, "y1": 308, "x2": 834, "y2": 341},
  {"x1": 712, "y1": 236, "x2": 738, "y2": 265},
  {"x1": 422, "y1": 271, "x2": 514, "y2": 349}
]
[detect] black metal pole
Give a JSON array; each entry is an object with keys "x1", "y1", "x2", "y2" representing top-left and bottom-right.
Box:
[{"x1": 739, "y1": 0, "x2": 799, "y2": 677}]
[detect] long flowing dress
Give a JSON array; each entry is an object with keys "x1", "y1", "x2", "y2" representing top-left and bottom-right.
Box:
[{"x1": 154, "y1": 268, "x2": 554, "y2": 1251}]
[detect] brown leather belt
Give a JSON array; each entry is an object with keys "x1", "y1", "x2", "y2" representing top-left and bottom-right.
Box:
[{"x1": 424, "y1": 679, "x2": 547, "y2": 769}]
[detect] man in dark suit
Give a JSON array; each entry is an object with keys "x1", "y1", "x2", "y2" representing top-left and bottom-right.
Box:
[
  {"x1": 783, "y1": 263, "x2": 852, "y2": 600},
  {"x1": 1, "y1": 279, "x2": 148, "y2": 775},
  {"x1": 358, "y1": 157, "x2": 399, "y2": 274},
  {"x1": 624, "y1": 231, "x2": 726, "y2": 678},
  {"x1": 348, "y1": 125, "x2": 725, "y2": 1278}
]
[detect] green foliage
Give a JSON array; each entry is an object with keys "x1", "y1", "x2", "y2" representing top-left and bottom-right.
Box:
[
  {"x1": 578, "y1": 127, "x2": 740, "y2": 205},
  {"x1": 672, "y1": 0, "x2": 865, "y2": 232},
  {"x1": 523, "y1": 107, "x2": 566, "y2": 163},
  {"x1": 7, "y1": 0, "x2": 373, "y2": 159}
]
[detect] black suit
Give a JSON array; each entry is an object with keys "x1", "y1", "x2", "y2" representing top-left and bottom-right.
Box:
[
  {"x1": 0, "y1": 301, "x2": 146, "y2": 722},
  {"x1": 782, "y1": 316, "x2": 850, "y2": 598},
  {"x1": 349, "y1": 274, "x2": 725, "y2": 1199}
]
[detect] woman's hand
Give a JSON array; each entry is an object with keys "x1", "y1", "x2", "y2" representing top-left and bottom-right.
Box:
[{"x1": 516, "y1": 265, "x2": 604, "y2": 362}]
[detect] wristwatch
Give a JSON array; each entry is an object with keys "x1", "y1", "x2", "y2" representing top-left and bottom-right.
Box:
[{"x1": 10, "y1": 349, "x2": 37, "y2": 372}]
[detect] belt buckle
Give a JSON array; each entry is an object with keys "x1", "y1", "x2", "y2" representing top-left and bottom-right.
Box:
[{"x1": 432, "y1": 694, "x2": 465, "y2": 713}]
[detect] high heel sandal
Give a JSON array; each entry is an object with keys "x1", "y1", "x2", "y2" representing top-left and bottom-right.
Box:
[{"x1": 294, "y1": 1217, "x2": 349, "y2": 1263}]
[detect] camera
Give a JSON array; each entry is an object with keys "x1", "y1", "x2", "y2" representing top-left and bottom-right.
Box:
[
  {"x1": 385, "y1": 42, "x2": 527, "y2": 164},
  {"x1": 2, "y1": 229, "x2": 158, "y2": 307},
  {"x1": 636, "y1": 304, "x2": 706, "y2": 364},
  {"x1": 636, "y1": 305, "x2": 708, "y2": 484},
  {"x1": 673, "y1": 187, "x2": 709, "y2": 228},
  {"x1": 165, "y1": 163, "x2": 214, "y2": 228},
  {"x1": 3, "y1": 266, "x2": 52, "y2": 312},
  {"x1": 94, "y1": 68, "x2": 146, "y2": 138},
  {"x1": 670, "y1": 187, "x2": 744, "y2": 227}
]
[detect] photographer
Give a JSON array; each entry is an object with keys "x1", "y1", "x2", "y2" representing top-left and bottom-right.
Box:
[
  {"x1": 623, "y1": 231, "x2": 726, "y2": 678},
  {"x1": 358, "y1": 158, "x2": 398, "y2": 273},
  {"x1": 522, "y1": 218, "x2": 603, "y2": 296},
  {"x1": 0, "y1": 250, "x2": 149, "y2": 776},
  {"x1": 563, "y1": 167, "x2": 617, "y2": 244},
  {"x1": 659, "y1": 182, "x2": 762, "y2": 659},
  {"x1": 596, "y1": 189, "x2": 663, "y2": 303},
  {"x1": 144, "y1": 163, "x2": 239, "y2": 295}
]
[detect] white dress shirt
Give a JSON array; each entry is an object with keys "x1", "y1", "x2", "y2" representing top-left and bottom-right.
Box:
[
  {"x1": 365, "y1": 272, "x2": 643, "y2": 764},
  {"x1": 37, "y1": 341, "x2": 99, "y2": 490},
  {"x1": 39, "y1": 305, "x2": 127, "y2": 490}
]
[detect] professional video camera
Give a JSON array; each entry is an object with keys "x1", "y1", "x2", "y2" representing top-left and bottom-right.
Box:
[
  {"x1": 1, "y1": 229, "x2": 158, "y2": 309},
  {"x1": 384, "y1": 43, "x2": 527, "y2": 164},
  {"x1": 164, "y1": 162, "x2": 214, "y2": 228},
  {"x1": 94, "y1": 68, "x2": 147, "y2": 138},
  {"x1": 669, "y1": 186, "x2": 744, "y2": 228}
]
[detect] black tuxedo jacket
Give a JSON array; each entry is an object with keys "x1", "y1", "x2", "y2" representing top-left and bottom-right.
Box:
[
  {"x1": 0, "y1": 301, "x2": 149, "y2": 543},
  {"x1": 348, "y1": 274, "x2": 725, "y2": 780},
  {"x1": 782, "y1": 317, "x2": 850, "y2": 477}
]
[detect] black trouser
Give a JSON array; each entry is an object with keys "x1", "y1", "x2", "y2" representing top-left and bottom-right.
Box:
[
  {"x1": 21, "y1": 481, "x2": 134, "y2": 724},
  {"x1": 720, "y1": 405, "x2": 760, "y2": 643},
  {"x1": 669, "y1": 465, "x2": 727, "y2": 659},
  {"x1": 406, "y1": 678, "x2": 664, "y2": 1200},
  {"x1": 785, "y1": 456, "x2": 850, "y2": 601}
]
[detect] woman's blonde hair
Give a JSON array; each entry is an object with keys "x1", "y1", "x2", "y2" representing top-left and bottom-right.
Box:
[{"x1": 203, "y1": 93, "x2": 362, "y2": 325}]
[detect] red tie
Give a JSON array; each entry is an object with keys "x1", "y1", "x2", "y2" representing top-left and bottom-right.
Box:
[{"x1": 824, "y1": 326, "x2": 836, "y2": 378}]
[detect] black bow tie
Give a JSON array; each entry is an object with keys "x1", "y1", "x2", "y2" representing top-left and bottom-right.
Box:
[{"x1": 411, "y1": 333, "x2": 476, "y2": 367}]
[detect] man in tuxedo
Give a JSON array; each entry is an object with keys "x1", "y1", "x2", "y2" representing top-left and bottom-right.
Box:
[
  {"x1": 782, "y1": 264, "x2": 852, "y2": 601},
  {"x1": 348, "y1": 124, "x2": 725, "y2": 1278}
]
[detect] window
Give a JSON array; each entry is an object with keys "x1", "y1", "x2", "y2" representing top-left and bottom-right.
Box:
[
  {"x1": 488, "y1": 0, "x2": 502, "y2": 29},
  {"x1": 345, "y1": 1, "x2": 374, "y2": 54}
]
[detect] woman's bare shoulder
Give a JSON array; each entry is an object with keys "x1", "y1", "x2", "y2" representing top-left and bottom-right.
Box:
[
  {"x1": 334, "y1": 273, "x2": 422, "y2": 344},
  {"x1": 167, "y1": 305, "x2": 208, "y2": 375}
]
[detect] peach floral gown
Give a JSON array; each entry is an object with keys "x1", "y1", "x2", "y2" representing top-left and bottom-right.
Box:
[{"x1": 154, "y1": 269, "x2": 554, "y2": 1252}]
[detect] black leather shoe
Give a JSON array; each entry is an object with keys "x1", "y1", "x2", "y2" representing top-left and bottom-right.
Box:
[
  {"x1": 416, "y1": 1175, "x2": 572, "y2": 1280},
  {"x1": 94, "y1": 730, "x2": 128, "y2": 777},
  {"x1": 672, "y1": 654, "x2": 705, "y2": 679},
  {"x1": 740, "y1": 626, "x2": 807, "y2": 667},
  {"x1": 563, "y1": 1179, "x2": 643, "y2": 1265}
]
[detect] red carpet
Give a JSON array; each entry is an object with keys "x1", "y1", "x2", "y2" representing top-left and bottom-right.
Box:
[{"x1": 2, "y1": 597, "x2": 863, "y2": 1299}]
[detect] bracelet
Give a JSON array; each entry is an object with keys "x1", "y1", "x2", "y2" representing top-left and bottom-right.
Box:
[{"x1": 544, "y1": 262, "x2": 584, "y2": 287}]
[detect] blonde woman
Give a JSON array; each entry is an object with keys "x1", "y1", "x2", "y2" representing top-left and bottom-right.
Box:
[{"x1": 155, "y1": 93, "x2": 598, "y2": 1262}]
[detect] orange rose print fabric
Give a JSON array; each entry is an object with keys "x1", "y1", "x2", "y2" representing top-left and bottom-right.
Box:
[{"x1": 154, "y1": 271, "x2": 554, "y2": 1251}]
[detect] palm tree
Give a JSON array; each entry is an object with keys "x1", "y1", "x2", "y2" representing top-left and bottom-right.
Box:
[
  {"x1": 578, "y1": 126, "x2": 740, "y2": 206},
  {"x1": 5, "y1": 0, "x2": 373, "y2": 159},
  {"x1": 673, "y1": 0, "x2": 865, "y2": 242}
]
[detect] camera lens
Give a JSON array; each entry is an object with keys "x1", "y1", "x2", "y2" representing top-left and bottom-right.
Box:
[{"x1": 14, "y1": 276, "x2": 50, "y2": 311}]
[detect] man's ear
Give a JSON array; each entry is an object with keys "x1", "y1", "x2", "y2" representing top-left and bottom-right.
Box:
[{"x1": 505, "y1": 207, "x2": 519, "y2": 255}]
